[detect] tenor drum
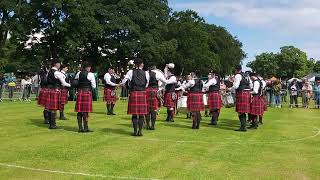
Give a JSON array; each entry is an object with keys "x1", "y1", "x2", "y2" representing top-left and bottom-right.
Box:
[
  {"x1": 177, "y1": 96, "x2": 188, "y2": 109},
  {"x1": 223, "y1": 92, "x2": 235, "y2": 107}
]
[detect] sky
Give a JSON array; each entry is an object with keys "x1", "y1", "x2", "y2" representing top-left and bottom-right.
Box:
[{"x1": 169, "y1": 0, "x2": 320, "y2": 70}]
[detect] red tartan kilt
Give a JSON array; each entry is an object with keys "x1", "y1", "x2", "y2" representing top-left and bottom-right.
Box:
[
  {"x1": 208, "y1": 92, "x2": 222, "y2": 110},
  {"x1": 60, "y1": 88, "x2": 69, "y2": 105},
  {"x1": 37, "y1": 88, "x2": 49, "y2": 107},
  {"x1": 251, "y1": 96, "x2": 265, "y2": 116},
  {"x1": 235, "y1": 91, "x2": 251, "y2": 113},
  {"x1": 128, "y1": 91, "x2": 148, "y2": 115},
  {"x1": 263, "y1": 96, "x2": 268, "y2": 111},
  {"x1": 45, "y1": 89, "x2": 61, "y2": 110},
  {"x1": 146, "y1": 87, "x2": 160, "y2": 111},
  {"x1": 164, "y1": 92, "x2": 176, "y2": 108},
  {"x1": 187, "y1": 92, "x2": 204, "y2": 112},
  {"x1": 104, "y1": 88, "x2": 117, "y2": 104},
  {"x1": 75, "y1": 90, "x2": 93, "y2": 113}
]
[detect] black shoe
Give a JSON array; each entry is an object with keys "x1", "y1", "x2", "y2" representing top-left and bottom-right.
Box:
[
  {"x1": 59, "y1": 116, "x2": 68, "y2": 120},
  {"x1": 137, "y1": 131, "x2": 143, "y2": 136},
  {"x1": 150, "y1": 127, "x2": 155, "y2": 130},
  {"x1": 208, "y1": 122, "x2": 217, "y2": 125},
  {"x1": 235, "y1": 128, "x2": 247, "y2": 132},
  {"x1": 49, "y1": 126, "x2": 57, "y2": 129},
  {"x1": 132, "y1": 132, "x2": 138, "y2": 136}
]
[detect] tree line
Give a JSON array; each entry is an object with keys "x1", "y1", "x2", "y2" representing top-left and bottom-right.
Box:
[
  {"x1": 0, "y1": 0, "x2": 245, "y2": 76},
  {"x1": 247, "y1": 46, "x2": 320, "y2": 79}
]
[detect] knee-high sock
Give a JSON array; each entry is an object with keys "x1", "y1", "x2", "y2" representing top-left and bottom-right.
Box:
[
  {"x1": 192, "y1": 112, "x2": 197, "y2": 128},
  {"x1": 132, "y1": 115, "x2": 138, "y2": 134},
  {"x1": 151, "y1": 110, "x2": 157, "y2": 129},
  {"x1": 43, "y1": 109, "x2": 49, "y2": 124},
  {"x1": 196, "y1": 112, "x2": 201, "y2": 128},
  {"x1": 106, "y1": 104, "x2": 111, "y2": 114},
  {"x1": 138, "y1": 115, "x2": 144, "y2": 134},
  {"x1": 77, "y1": 112, "x2": 83, "y2": 131},
  {"x1": 145, "y1": 113, "x2": 151, "y2": 129},
  {"x1": 238, "y1": 113, "x2": 247, "y2": 130}
]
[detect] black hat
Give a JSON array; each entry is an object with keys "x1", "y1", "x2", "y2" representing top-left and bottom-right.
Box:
[
  {"x1": 82, "y1": 61, "x2": 92, "y2": 68},
  {"x1": 61, "y1": 63, "x2": 70, "y2": 69},
  {"x1": 235, "y1": 65, "x2": 242, "y2": 71},
  {"x1": 51, "y1": 58, "x2": 61, "y2": 66},
  {"x1": 249, "y1": 72, "x2": 257, "y2": 77},
  {"x1": 134, "y1": 58, "x2": 143, "y2": 66}
]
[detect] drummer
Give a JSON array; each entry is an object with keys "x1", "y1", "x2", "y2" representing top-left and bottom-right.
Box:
[
  {"x1": 203, "y1": 71, "x2": 222, "y2": 125},
  {"x1": 176, "y1": 71, "x2": 204, "y2": 129}
]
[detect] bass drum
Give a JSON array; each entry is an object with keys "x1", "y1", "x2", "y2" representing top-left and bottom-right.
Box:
[{"x1": 223, "y1": 92, "x2": 235, "y2": 108}]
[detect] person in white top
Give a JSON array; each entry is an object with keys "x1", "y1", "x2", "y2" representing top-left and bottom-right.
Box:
[
  {"x1": 257, "y1": 75, "x2": 267, "y2": 124},
  {"x1": 163, "y1": 64, "x2": 178, "y2": 122},
  {"x1": 248, "y1": 72, "x2": 264, "y2": 129},
  {"x1": 177, "y1": 71, "x2": 204, "y2": 129},
  {"x1": 59, "y1": 64, "x2": 70, "y2": 120},
  {"x1": 46, "y1": 59, "x2": 71, "y2": 130},
  {"x1": 228, "y1": 65, "x2": 252, "y2": 132},
  {"x1": 121, "y1": 58, "x2": 150, "y2": 136},
  {"x1": 203, "y1": 72, "x2": 223, "y2": 125},
  {"x1": 75, "y1": 62, "x2": 96, "y2": 133},
  {"x1": 144, "y1": 66, "x2": 167, "y2": 130},
  {"x1": 104, "y1": 67, "x2": 120, "y2": 115}
]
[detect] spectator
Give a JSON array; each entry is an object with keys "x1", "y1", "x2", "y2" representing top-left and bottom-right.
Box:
[
  {"x1": 0, "y1": 73, "x2": 5, "y2": 102},
  {"x1": 301, "y1": 80, "x2": 313, "y2": 109},
  {"x1": 274, "y1": 80, "x2": 282, "y2": 108},
  {"x1": 314, "y1": 80, "x2": 320, "y2": 109},
  {"x1": 32, "y1": 73, "x2": 40, "y2": 99},
  {"x1": 289, "y1": 79, "x2": 299, "y2": 108},
  {"x1": 20, "y1": 75, "x2": 32, "y2": 101},
  {"x1": 6, "y1": 72, "x2": 16, "y2": 101},
  {"x1": 266, "y1": 81, "x2": 275, "y2": 107},
  {"x1": 280, "y1": 80, "x2": 287, "y2": 103}
]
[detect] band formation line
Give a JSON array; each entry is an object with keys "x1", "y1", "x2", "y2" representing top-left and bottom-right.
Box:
[{"x1": 37, "y1": 58, "x2": 268, "y2": 136}]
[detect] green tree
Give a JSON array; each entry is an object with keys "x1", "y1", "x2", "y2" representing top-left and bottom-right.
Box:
[{"x1": 247, "y1": 52, "x2": 278, "y2": 78}]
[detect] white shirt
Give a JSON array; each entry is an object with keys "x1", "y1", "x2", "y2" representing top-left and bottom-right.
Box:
[
  {"x1": 176, "y1": 79, "x2": 198, "y2": 91},
  {"x1": 203, "y1": 78, "x2": 217, "y2": 89},
  {"x1": 75, "y1": 71, "x2": 96, "y2": 89},
  {"x1": 231, "y1": 73, "x2": 252, "y2": 91},
  {"x1": 252, "y1": 80, "x2": 260, "y2": 95},
  {"x1": 104, "y1": 73, "x2": 117, "y2": 86},
  {"x1": 52, "y1": 67, "x2": 71, "y2": 87},
  {"x1": 121, "y1": 69, "x2": 150, "y2": 87},
  {"x1": 32, "y1": 75, "x2": 40, "y2": 87}
]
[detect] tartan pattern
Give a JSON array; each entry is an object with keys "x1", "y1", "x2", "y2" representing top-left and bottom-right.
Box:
[
  {"x1": 164, "y1": 92, "x2": 176, "y2": 108},
  {"x1": 263, "y1": 96, "x2": 268, "y2": 111},
  {"x1": 127, "y1": 91, "x2": 148, "y2": 115},
  {"x1": 104, "y1": 88, "x2": 117, "y2": 104},
  {"x1": 208, "y1": 91, "x2": 222, "y2": 110},
  {"x1": 146, "y1": 87, "x2": 160, "y2": 111},
  {"x1": 60, "y1": 88, "x2": 69, "y2": 105},
  {"x1": 187, "y1": 92, "x2": 204, "y2": 112},
  {"x1": 37, "y1": 88, "x2": 49, "y2": 107},
  {"x1": 235, "y1": 90, "x2": 251, "y2": 113},
  {"x1": 45, "y1": 89, "x2": 61, "y2": 110},
  {"x1": 251, "y1": 96, "x2": 265, "y2": 116},
  {"x1": 75, "y1": 90, "x2": 93, "y2": 113}
]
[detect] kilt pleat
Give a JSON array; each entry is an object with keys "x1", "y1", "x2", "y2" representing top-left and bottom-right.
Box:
[
  {"x1": 128, "y1": 91, "x2": 148, "y2": 115},
  {"x1": 164, "y1": 92, "x2": 176, "y2": 108},
  {"x1": 187, "y1": 92, "x2": 204, "y2": 112},
  {"x1": 235, "y1": 91, "x2": 251, "y2": 113},
  {"x1": 146, "y1": 87, "x2": 160, "y2": 111},
  {"x1": 104, "y1": 88, "x2": 117, "y2": 104},
  {"x1": 45, "y1": 89, "x2": 61, "y2": 110},
  {"x1": 60, "y1": 88, "x2": 69, "y2": 105},
  {"x1": 250, "y1": 96, "x2": 265, "y2": 116},
  {"x1": 75, "y1": 90, "x2": 93, "y2": 113},
  {"x1": 208, "y1": 91, "x2": 222, "y2": 110},
  {"x1": 38, "y1": 88, "x2": 49, "y2": 107}
]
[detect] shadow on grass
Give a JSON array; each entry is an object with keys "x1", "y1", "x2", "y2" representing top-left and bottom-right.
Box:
[
  {"x1": 210, "y1": 119, "x2": 240, "y2": 131},
  {"x1": 59, "y1": 125, "x2": 79, "y2": 132},
  {"x1": 102, "y1": 128, "x2": 131, "y2": 136},
  {"x1": 163, "y1": 122, "x2": 191, "y2": 129},
  {"x1": 29, "y1": 119, "x2": 48, "y2": 128},
  {"x1": 117, "y1": 123, "x2": 131, "y2": 128}
]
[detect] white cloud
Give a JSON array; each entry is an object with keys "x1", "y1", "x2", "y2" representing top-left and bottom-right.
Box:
[
  {"x1": 301, "y1": 42, "x2": 320, "y2": 60},
  {"x1": 173, "y1": 0, "x2": 320, "y2": 33}
]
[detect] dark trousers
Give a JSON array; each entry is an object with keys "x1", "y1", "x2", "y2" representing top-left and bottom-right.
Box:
[
  {"x1": 8, "y1": 86, "x2": 15, "y2": 100},
  {"x1": 290, "y1": 95, "x2": 298, "y2": 107},
  {"x1": 0, "y1": 84, "x2": 4, "y2": 99}
]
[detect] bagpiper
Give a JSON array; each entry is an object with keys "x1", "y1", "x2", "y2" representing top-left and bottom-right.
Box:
[
  {"x1": 121, "y1": 58, "x2": 149, "y2": 136},
  {"x1": 46, "y1": 59, "x2": 71, "y2": 129},
  {"x1": 249, "y1": 72, "x2": 264, "y2": 129},
  {"x1": 163, "y1": 63, "x2": 177, "y2": 122},
  {"x1": 145, "y1": 66, "x2": 167, "y2": 130},
  {"x1": 229, "y1": 65, "x2": 252, "y2": 132},
  {"x1": 37, "y1": 66, "x2": 49, "y2": 124},
  {"x1": 204, "y1": 71, "x2": 222, "y2": 125},
  {"x1": 177, "y1": 71, "x2": 204, "y2": 129},
  {"x1": 103, "y1": 67, "x2": 119, "y2": 115},
  {"x1": 59, "y1": 64, "x2": 70, "y2": 120},
  {"x1": 75, "y1": 62, "x2": 96, "y2": 133}
]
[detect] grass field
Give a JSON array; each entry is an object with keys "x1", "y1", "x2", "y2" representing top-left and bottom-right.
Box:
[{"x1": 0, "y1": 99, "x2": 320, "y2": 180}]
